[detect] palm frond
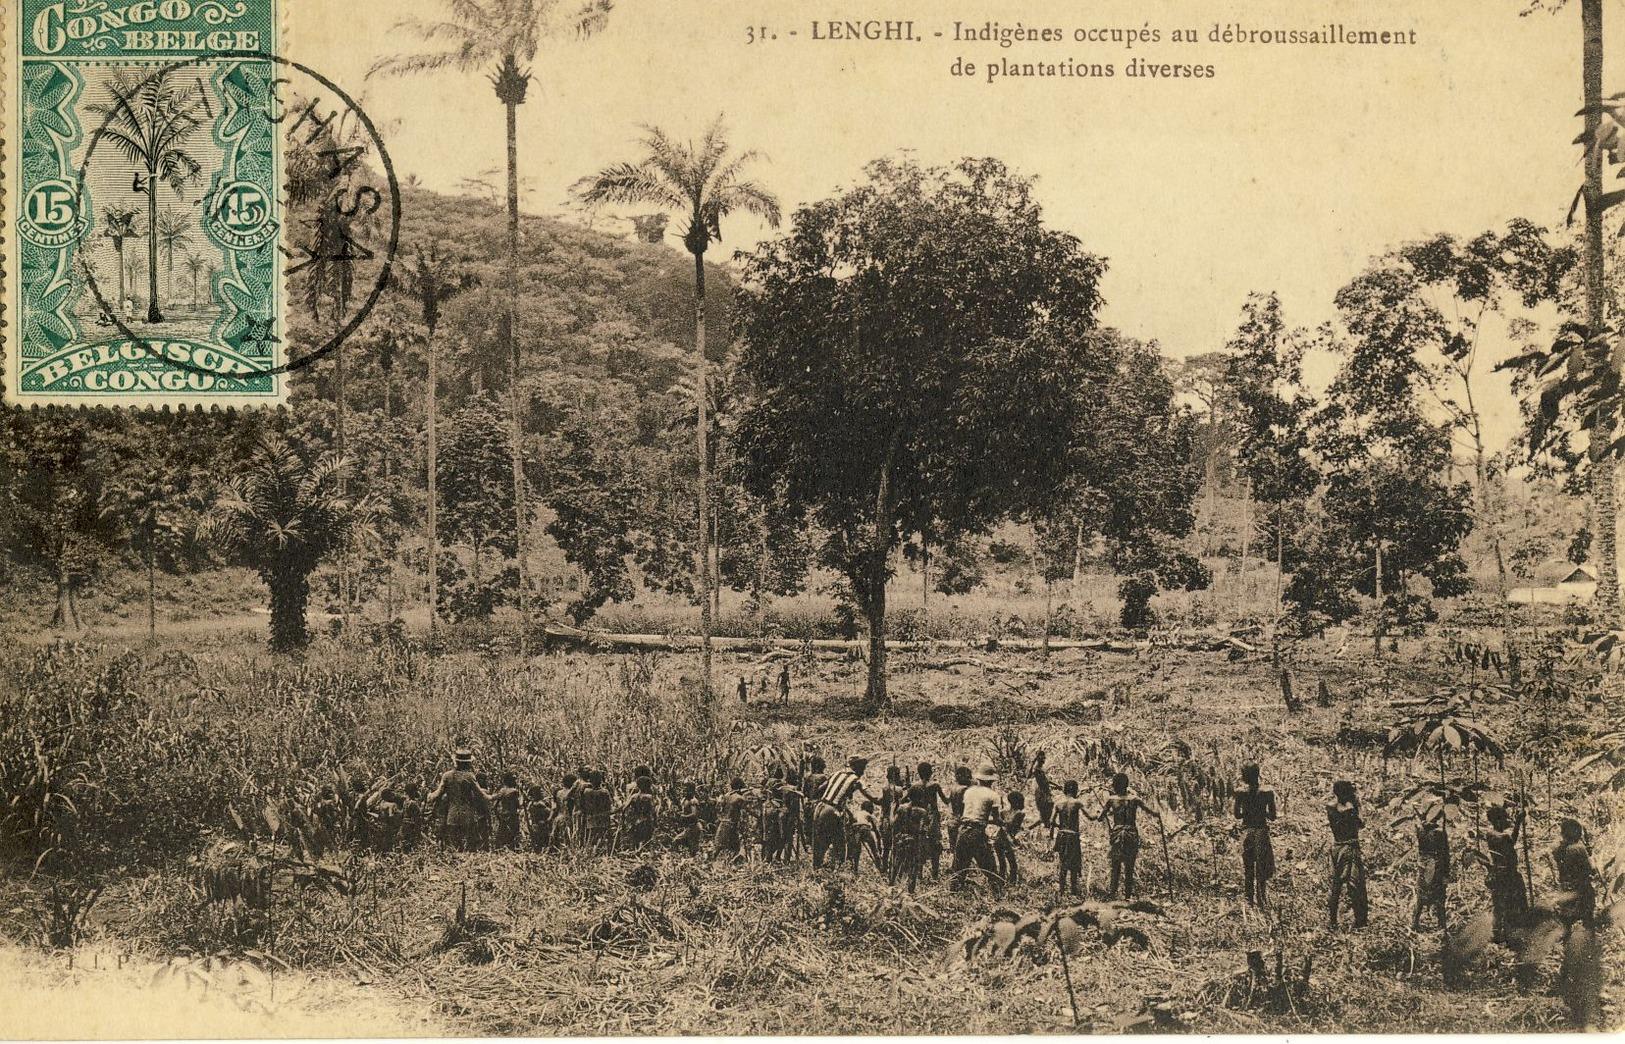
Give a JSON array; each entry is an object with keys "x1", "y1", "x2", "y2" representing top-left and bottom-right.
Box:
[
  {"x1": 711, "y1": 178, "x2": 782, "y2": 228},
  {"x1": 579, "y1": 162, "x2": 686, "y2": 211}
]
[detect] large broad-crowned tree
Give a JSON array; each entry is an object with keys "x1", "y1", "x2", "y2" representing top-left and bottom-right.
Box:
[{"x1": 732, "y1": 157, "x2": 1106, "y2": 709}]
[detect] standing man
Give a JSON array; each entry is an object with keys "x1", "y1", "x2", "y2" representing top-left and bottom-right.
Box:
[
  {"x1": 1052, "y1": 780, "x2": 1086, "y2": 899},
  {"x1": 812, "y1": 757, "x2": 879, "y2": 869},
  {"x1": 1031, "y1": 750, "x2": 1056, "y2": 835},
  {"x1": 778, "y1": 662, "x2": 792, "y2": 705},
  {"x1": 1483, "y1": 801, "x2": 1528, "y2": 943},
  {"x1": 951, "y1": 762, "x2": 1002, "y2": 892},
  {"x1": 425, "y1": 749, "x2": 491, "y2": 853},
  {"x1": 738, "y1": 676, "x2": 750, "y2": 705},
  {"x1": 916, "y1": 762, "x2": 947, "y2": 881},
  {"x1": 943, "y1": 765, "x2": 972, "y2": 855},
  {"x1": 1552, "y1": 818, "x2": 1598, "y2": 928},
  {"x1": 1326, "y1": 780, "x2": 1368, "y2": 929},
  {"x1": 1233, "y1": 763, "x2": 1277, "y2": 907},
  {"x1": 1096, "y1": 772, "x2": 1162, "y2": 899},
  {"x1": 714, "y1": 777, "x2": 749, "y2": 863}
]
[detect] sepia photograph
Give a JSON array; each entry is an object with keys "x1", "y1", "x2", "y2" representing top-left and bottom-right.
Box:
[{"x1": 2, "y1": 0, "x2": 1623, "y2": 1035}]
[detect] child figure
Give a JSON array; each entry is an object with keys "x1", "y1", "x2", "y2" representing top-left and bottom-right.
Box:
[
  {"x1": 880, "y1": 766, "x2": 908, "y2": 865},
  {"x1": 697, "y1": 783, "x2": 720, "y2": 842},
  {"x1": 677, "y1": 783, "x2": 702, "y2": 855},
  {"x1": 553, "y1": 773, "x2": 578, "y2": 847},
  {"x1": 1097, "y1": 772, "x2": 1162, "y2": 899},
  {"x1": 492, "y1": 771, "x2": 523, "y2": 850},
  {"x1": 625, "y1": 776, "x2": 657, "y2": 848},
  {"x1": 525, "y1": 785, "x2": 553, "y2": 851},
  {"x1": 847, "y1": 800, "x2": 882, "y2": 873},
  {"x1": 399, "y1": 783, "x2": 425, "y2": 851},
  {"x1": 994, "y1": 790, "x2": 1026, "y2": 884},
  {"x1": 1412, "y1": 803, "x2": 1450, "y2": 932}
]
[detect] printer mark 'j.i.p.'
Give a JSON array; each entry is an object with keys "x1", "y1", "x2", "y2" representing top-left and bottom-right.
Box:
[{"x1": 8, "y1": 0, "x2": 284, "y2": 405}]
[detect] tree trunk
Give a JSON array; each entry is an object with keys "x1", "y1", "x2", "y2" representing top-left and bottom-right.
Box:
[
  {"x1": 114, "y1": 242, "x2": 126, "y2": 307},
  {"x1": 268, "y1": 569, "x2": 310, "y2": 652},
  {"x1": 1374, "y1": 542, "x2": 1384, "y2": 660},
  {"x1": 145, "y1": 173, "x2": 162, "y2": 321},
  {"x1": 1202, "y1": 449, "x2": 1218, "y2": 555},
  {"x1": 865, "y1": 583, "x2": 889, "y2": 709},
  {"x1": 1042, "y1": 577, "x2": 1053, "y2": 659},
  {"x1": 147, "y1": 538, "x2": 157, "y2": 641},
  {"x1": 711, "y1": 504, "x2": 722, "y2": 623},
  {"x1": 1273, "y1": 503, "x2": 1285, "y2": 662},
  {"x1": 52, "y1": 562, "x2": 79, "y2": 631},
  {"x1": 427, "y1": 326, "x2": 440, "y2": 645},
  {"x1": 1072, "y1": 523, "x2": 1084, "y2": 596},
  {"x1": 504, "y1": 90, "x2": 530, "y2": 657},
  {"x1": 921, "y1": 535, "x2": 930, "y2": 608},
  {"x1": 865, "y1": 434, "x2": 901, "y2": 710},
  {"x1": 1582, "y1": 0, "x2": 1620, "y2": 627},
  {"x1": 1239, "y1": 479, "x2": 1252, "y2": 596},
  {"x1": 694, "y1": 247, "x2": 714, "y2": 699}
]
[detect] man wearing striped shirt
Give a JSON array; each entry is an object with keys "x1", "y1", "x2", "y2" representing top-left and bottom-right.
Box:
[{"x1": 812, "y1": 756, "x2": 880, "y2": 869}]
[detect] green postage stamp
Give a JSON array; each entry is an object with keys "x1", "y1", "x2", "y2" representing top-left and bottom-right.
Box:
[{"x1": 6, "y1": 0, "x2": 284, "y2": 405}]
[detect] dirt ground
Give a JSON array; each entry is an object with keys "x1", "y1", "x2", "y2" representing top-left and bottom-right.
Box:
[{"x1": 0, "y1": 941, "x2": 441, "y2": 1038}]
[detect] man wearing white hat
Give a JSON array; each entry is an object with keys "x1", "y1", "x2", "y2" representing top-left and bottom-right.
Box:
[
  {"x1": 950, "y1": 762, "x2": 1002, "y2": 891},
  {"x1": 426, "y1": 748, "x2": 491, "y2": 852}
]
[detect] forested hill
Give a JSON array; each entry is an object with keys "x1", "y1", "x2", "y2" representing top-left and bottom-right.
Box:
[
  {"x1": 0, "y1": 187, "x2": 742, "y2": 626},
  {"x1": 316, "y1": 186, "x2": 739, "y2": 412}
]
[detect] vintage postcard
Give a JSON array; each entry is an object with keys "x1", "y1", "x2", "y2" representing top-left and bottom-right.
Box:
[{"x1": 1, "y1": 0, "x2": 1622, "y2": 1037}]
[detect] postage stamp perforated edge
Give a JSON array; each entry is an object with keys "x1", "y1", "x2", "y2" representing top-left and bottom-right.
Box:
[{"x1": 2, "y1": 0, "x2": 290, "y2": 410}]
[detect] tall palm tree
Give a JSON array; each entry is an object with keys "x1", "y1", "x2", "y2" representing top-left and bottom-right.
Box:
[
  {"x1": 582, "y1": 116, "x2": 781, "y2": 698},
  {"x1": 182, "y1": 252, "x2": 206, "y2": 306},
  {"x1": 155, "y1": 208, "x2": 194, "y2": 307},
  {"x1": 400, "y1": 244, "x2": 476, "y2": 644},
  {"x1": 85, "y1": 68, "x2": 207, "y2": 322},
  {"x1": 1579, "y1": 0, "x2": 1619, "y2": 627},
  {"x1": 373, "y1": 0, "x2": 612, "y2": 651},
  {"x1": 203, "y1": 435, "x2": 377, "y2": 652},
  {"x1": 99, "y1": 206, "x2": 141, "y2": 309}
]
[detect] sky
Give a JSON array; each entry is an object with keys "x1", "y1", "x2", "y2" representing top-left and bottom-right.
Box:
[{"x1": 293, "y1": 0, "x2": 1619, "y2": 447}]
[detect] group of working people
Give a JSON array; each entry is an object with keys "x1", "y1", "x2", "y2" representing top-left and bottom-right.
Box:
[{"x1": 328, "y1": 747, "x2": 1606, "y2": 938}]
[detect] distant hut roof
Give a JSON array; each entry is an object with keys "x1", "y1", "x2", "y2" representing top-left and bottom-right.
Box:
[{"x1": 1557, "y1": 564, "x2": 1598, "y2": 585}]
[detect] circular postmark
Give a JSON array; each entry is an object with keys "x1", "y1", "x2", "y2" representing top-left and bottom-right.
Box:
[{"x1": 71, "y1": 50, "x2": 400, "y2": 380}]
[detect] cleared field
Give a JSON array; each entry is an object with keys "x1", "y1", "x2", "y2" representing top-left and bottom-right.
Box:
[{"x1": 1, "y1": 626, "x2": 1617, "y2": 1034}]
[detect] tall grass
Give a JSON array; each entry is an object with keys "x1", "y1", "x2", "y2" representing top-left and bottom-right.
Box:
[{"x1": 0, "y1": 638, "x2": 730, "y2": 877}]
